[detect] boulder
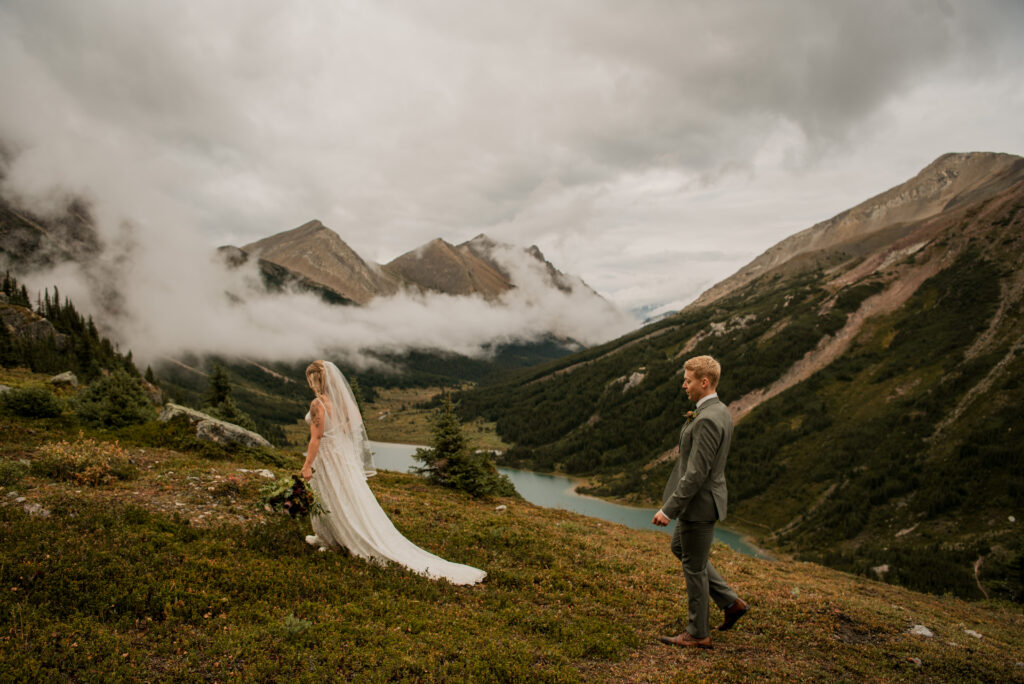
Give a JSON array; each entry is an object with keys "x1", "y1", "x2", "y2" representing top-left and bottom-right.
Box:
[
  {"x1": 159, "y1": 403, "x2": 271, "y2": 448},
  {"x1": 49, "y1": 371, "x2": 79, "y2": 388},
  {"x1": 0, "y1": 384, "x2": 11, "y2": 395},
  {"x1": 159, "y1": 403, "x2": 212, "y2": 424}
]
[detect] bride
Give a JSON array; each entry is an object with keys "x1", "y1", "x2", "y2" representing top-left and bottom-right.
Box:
[{"x1": 299, "y1": 360, "x2": 486, "y2": 586}]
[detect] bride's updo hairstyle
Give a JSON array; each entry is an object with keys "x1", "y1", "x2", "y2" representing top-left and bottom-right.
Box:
[{"x1": 306, "y1": 360, "x2": 328, "y2": 398}]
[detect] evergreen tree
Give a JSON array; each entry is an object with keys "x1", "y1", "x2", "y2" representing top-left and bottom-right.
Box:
[
  {"x1": 144, "y1": 365, "x2": 157, "y2": 385},
  {"x1": 202, "y1": 361, "x2": 258, "y2": 431},
  {"x1": 349, "y1": 377, "x2": 366, "y2": 414},
  {"x1": 0, "y1": 318, "x2": 15, "y2": 366},
  {"x1": 414, "y1": 393, "x2": 517, "y2": 499},
  {"x1": 205, "y1": 362, "x2": 232, "y2": 407}
]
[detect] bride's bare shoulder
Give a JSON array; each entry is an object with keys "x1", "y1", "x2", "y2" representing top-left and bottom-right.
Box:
[{"x1": 310, "y1": 396, "x2": 333, "y2": 417}]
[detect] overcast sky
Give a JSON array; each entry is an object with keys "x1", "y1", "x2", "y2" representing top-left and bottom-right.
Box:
[{"x1": 2, "y1": 0, "x2": 1023, "y2": 328}]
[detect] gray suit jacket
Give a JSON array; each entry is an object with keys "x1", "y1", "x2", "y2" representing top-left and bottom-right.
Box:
[{"x1": 661, "y1": 396, "x2": 732, "y2": 522}]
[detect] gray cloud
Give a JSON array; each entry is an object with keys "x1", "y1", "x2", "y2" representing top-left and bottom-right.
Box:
[{"x1": 2, "y1": 0, "x2": 1023, "y2": 348}]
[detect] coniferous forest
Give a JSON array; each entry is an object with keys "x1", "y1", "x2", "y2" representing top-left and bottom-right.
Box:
[{"x1": 1, "y1": 273, "x2": 137, "y2": 381}]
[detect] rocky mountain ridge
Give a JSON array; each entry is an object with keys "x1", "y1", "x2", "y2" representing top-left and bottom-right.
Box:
[
  {"x1": 457, "y1": 151, "x2": 1024, "y2": 601},
  {"x1": 692, "y1": 151, "x2": 1024, "y2": 308}
]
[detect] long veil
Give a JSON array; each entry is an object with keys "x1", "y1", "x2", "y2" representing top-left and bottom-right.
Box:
[{"x1": 322, "y1": 361, "x2": 376, "y2": 478}]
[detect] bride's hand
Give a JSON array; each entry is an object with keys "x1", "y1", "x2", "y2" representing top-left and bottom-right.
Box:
[{"x1": 301, "y1": 465, "x2": 313, "y2": 481}]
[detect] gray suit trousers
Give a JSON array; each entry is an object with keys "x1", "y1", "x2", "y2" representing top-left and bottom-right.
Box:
[{"x1": 671, "y1": 520, "x2": 739, "y2": 638}]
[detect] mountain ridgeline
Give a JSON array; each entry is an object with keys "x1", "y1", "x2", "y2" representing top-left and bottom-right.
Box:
[
  {"x1": 458, "y1": 152, "x2": 1024, "y2": 601},
  {"x1": 226, "y1": 220, "x2": 604, "y2": 307}
]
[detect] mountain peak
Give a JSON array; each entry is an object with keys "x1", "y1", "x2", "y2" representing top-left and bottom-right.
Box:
[
  {"x1": 385, "y1": 237, "x2": 510, "y2": 299},
  {"x1": 240, "y1": 220, "x2": 398, "y2": 304}
]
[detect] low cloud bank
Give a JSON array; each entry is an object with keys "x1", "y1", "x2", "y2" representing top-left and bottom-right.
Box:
[{"x1": 8, "y1": 191, "x2": 635, "y2": 370}]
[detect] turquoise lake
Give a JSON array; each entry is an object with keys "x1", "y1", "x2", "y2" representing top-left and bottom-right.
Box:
[{"x1": 368, "y1": 441, "x2": 770, "y2": 559}]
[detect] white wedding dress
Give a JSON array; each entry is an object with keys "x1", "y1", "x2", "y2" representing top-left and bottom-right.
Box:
[{"x1": 304, "y1": 362, "x2": 486, "y2": 586}]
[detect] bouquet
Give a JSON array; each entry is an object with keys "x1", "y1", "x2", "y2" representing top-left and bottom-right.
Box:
[{"x1": 261, "y1": 475, "x2": 327, "y2": 518}]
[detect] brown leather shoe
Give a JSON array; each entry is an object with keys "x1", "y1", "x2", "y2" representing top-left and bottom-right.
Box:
[
  {"x1": 658, "y1": 632, "x2": 713, "y2": 649},
  {"x1": 717, "y1": 598, "x2": 749, "y2": 631}
]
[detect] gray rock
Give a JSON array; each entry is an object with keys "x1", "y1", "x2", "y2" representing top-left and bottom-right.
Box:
[
  {"x1": 50, "y1": 371, "x2": 79, "y2": 388},
  {"x1": 159, "y1": 403, "x2": 211, "y2": 424},
  {"x1": 0, "y1": 384, "x2": 11, "y2": 395},
  {"x1": 159, "y1": 403, "x2": 271, "y2": 448},
  {"x1": 238, "y1": 468, "x2": 276, "y2": 479},
  {"x1": 24, "y1": 503, "x2": 51, "y2": 517},
  {"x1": 909, "y1": 625, "x2": 934, "y2": 638},
  {"x1": 196, "y1": 419, "x2": 271, "y2": 448},
  {"x1": 494, "y1": 504, "x2": 507, "y2": 512}
]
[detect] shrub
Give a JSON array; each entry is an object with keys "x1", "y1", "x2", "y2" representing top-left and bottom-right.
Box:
[
  {"x1": 204, "y1": 396, "x2": 258, "y2": 432},
  {"x1": 0, "y1": 459, "x2": 28, "y2": 487},
  {"x1": 1, "y1": 386, "x2": 63, "y2": 418},
  {"x1": 75, "y1": 369, "x2": 155, "y2": 428},
  {"x1": 31, "y1": 433, "x2": 138, "y2": 485}
]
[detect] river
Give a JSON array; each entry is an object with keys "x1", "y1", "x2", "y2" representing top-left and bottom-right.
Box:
[{"x1": 368, "y1": 441, "x2": 770, "y2": 559}]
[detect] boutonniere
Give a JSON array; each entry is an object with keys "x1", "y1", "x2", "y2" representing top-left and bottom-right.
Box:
[{"x1": 684, "y1": 410, "x2": 697, "y2": 422}]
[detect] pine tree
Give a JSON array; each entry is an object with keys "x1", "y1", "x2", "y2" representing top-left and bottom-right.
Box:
[
  {"x1": 413, "y1": 393, "x2": 517, "y2": 499},
  {"x1": 202, "y1": 361, "x2": 258, "y2": 431},
  {"x1": 0, "y1": 318, "x2": 16, "y2": 367},
  {"x1": 349, "y1": 377, "x2": 366, "y2": 414},
  {"x1": 205, "y1": 362, "x2": 232, "y2": 407}
]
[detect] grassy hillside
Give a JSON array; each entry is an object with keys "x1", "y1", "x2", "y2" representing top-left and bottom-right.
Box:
[
  {"x1": 457, "y1": 176, "x2": 1024, "y2": 602},
  {"x1": 1, "y1": 388, "x2": 1022, "y2": 681}
]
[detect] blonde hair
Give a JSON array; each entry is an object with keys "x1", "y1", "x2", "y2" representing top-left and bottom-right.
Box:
[
  {"x1": 684, "y1": 355, "x2": 721, "y2": 389},
  {"x1": 305, "y1": 360, "x2": 327, "y2": 397}
]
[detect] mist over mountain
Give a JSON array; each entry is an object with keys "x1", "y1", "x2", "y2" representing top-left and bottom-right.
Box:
[
  {"x1": 0, "y1": 174, "x2": 634, "y2": 369},
  {"x1": 228, "y1": 221, "x2": 610, "y2": 309},
  {"x1": 459, "y1": 151, "x2": 1024, "y2": 600}
]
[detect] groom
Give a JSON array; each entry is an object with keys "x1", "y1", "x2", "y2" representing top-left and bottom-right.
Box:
[{"x1": 652, "y1": 355, "x2": 749, "y2": 650}]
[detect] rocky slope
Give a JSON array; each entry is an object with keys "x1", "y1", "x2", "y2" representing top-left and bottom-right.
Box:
[
  {"x1": 692, "y1": 152, "x2": 1024, "y2": 308},
  {"x1": 458, "y1": 151, "x2": 1024, "y2": 601},
  {"x1": 0, "y1": 194, "x2": 101, "y2": 270}
]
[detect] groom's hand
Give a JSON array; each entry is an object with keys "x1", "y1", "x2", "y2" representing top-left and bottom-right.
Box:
[{"x1": 652, "y1": 510, "x2": 670, "y2": 526}]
